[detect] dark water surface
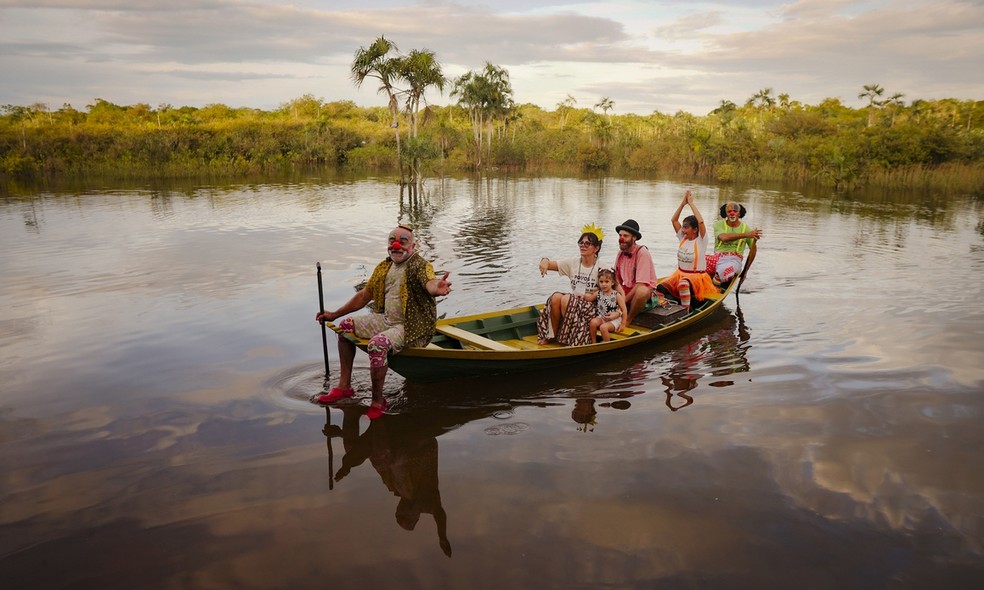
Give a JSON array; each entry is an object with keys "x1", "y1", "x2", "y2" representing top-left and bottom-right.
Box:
[{"x1": 1, "y1": 176, "x2": 982, "y2": 589}]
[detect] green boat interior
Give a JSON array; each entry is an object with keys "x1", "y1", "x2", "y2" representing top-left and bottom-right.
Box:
[{"x1": 426, "y1": 281, "x2": 729, "y2": 351}]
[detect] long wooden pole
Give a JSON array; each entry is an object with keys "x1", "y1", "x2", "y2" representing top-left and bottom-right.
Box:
[
  {"x1": 317, "y1": 262, "x2": 330, "y2": 380},
  {"x1": 318, "y1": 264, "x2": 335, "y2": 488},
  {"x1": 325, "y1": 407, "x2": 334, "y2": 491},
  {"x1": 736, "y1": 241, "x2": 757, "y2": 295}
]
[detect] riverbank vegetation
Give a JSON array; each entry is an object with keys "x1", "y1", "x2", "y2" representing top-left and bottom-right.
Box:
[{"x1": 2, "y1": 71, "x2": 981, "y2": 193}]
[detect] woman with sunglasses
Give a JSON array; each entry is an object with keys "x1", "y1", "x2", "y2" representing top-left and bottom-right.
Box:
[{"x1": 535, "y1": 224, "x2": 604, "y2": 346}]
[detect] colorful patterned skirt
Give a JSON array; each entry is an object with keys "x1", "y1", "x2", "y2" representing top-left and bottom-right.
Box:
[{"x1": 536, "y1": 293, "x2": 595, "y2": 346}]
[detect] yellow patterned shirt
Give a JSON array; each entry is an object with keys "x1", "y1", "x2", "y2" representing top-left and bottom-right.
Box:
[{"x1": 365, "y1": 253, "x2": 438, "y2": 345}]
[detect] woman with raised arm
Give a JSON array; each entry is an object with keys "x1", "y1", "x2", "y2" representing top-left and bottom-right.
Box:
[
  {"x1": 535, "y1": 224, "x2": 604, "y2": 346},
  {"x1": 656, "y1": 191, "x2": 718, "y2": 309}
]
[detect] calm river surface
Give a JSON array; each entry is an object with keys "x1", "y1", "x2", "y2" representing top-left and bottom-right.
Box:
[{"x1": 1, "y1": 175, "x2": 982, "y2": 589}]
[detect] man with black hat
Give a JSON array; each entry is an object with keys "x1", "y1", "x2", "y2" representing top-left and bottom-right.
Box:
[{"x1": 614, "y1": 219, "x2": 659, "y2": 328}]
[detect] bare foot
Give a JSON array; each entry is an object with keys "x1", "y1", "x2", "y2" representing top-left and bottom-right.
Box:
[{"x1": 537, "y1": 338, "x2": 552, "y2": 346}]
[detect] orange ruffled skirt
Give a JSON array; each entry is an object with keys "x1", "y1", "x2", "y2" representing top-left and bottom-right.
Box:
[{"x1": 659, "y1": 269, "x2": 718, "y2": 302}]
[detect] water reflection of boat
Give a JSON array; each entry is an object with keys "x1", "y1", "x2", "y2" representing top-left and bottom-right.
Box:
[
  {"x1": 322, "y1": 405, "x2": 496, "y2": 557},
  {"x1": 325, "y1": 277, "x2": 738, "y2": 382},
  {"x1": 661, "y1": 303, "x2": 752, "y2": 411}
]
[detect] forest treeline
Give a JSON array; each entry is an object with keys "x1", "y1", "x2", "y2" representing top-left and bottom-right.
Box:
[{"x1": 2, "y1": 89, "x2": 982, "y2": 192}]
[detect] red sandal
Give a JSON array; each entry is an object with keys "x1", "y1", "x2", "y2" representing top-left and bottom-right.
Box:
[
  {"x1": 317, "y1": 387, "x2": 354, "y2": 404},
  {"x1": 365, "y1": 399, "x2": 389, "y2": 420}
]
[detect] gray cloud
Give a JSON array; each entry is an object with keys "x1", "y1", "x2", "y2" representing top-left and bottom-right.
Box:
[{"x1": 0, "y1": 0, "x2": 981, "y2": 114}]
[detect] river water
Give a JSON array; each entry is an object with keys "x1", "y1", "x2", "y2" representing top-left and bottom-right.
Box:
[{"x1": 1, "y1": 175, "x2": 982, "y2": 589}]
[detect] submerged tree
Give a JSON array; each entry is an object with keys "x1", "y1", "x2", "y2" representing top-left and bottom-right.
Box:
[{"x1": 351, "y1": 38, "x2": 447, "y2": 185}]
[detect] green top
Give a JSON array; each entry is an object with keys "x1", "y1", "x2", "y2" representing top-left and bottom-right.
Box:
[{"x1": 713, "y1": 219, "x2": 750, "y2": 254}]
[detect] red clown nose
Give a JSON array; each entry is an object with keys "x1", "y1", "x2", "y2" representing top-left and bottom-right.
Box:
[
  {"x1": 619, "y1": 237, "x2": 628, "y2": 244},
  {"x1": 390, "y1": 240, "x2": 403, "y2": 251}
]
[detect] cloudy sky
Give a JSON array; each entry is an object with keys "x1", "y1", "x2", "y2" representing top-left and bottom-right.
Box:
[{"x1": 1, "y1": 0, "x2": 982, "y2": 116}]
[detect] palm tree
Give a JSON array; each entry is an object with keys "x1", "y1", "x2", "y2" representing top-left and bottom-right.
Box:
[
  {"x1": 885, "y1": 92, "x2": 905, "y2": 127},
  {"x1": 595, "y1": 96, "x2": 615, "y2": 120},
  {"x1": 744, "y1": 88, "x2": 775, "y2": 129},
  {"x1": 745, "y1": 88, "x2": 775, "y2": 109},
  {"x1": 351, "y1": 36, "x2": 404, "y2": 178},
  {"x1": 778, "y1": 93, "x2": 791, "y2": 111},
  {"x1": 393, "y1": 49, "x2": 445, "y2": 185},
  {"x1": 397, "y1": 49, "x2": 445, "y2": 139},
  {"x1": 557, "y1": 94, "x2": 576, "y2": 129},
  {"x1": 858, "y1": 83, "x2": 885, "y2": 128},
  {"x1": 710, "y1": 100, "x2": 737, "y2": 126},
  {"x1": 451, "y1": 63, "x2": 514, "y2": 169}
]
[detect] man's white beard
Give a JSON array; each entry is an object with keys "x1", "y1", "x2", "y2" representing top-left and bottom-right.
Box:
[{"x1": 390, "y1": 249, "x2": 413, "y2": 263}]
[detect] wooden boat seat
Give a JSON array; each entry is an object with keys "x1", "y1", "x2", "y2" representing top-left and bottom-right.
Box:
[
  {"x1": 436, "y1": 325, "x2": 517, "y2": 351},
  {"x1": 450, "y1": 314, "x2": 539, "y2": 340}
]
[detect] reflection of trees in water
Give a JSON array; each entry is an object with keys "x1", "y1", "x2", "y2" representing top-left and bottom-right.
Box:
[
  {"x1": 450, "y1": 178, "x2": 514, "y2": 288},
  {"x1": 661, "y1": 305, "x2": 752, "y2": 411},
  {"x1": 21, "y1": 201, "x2": 41, "y2": 234},
  {"x1": 399, "y1": 183, "x2": 435, "y2": 245},
  {"x1": 397, "y1": 178, "x2": 461, "y2": 269},
  {"x1": 777, "y1": 184, "x2": 966, "y2": 234},
  {"x1": 322, "y1": 404, "x2": 496, "y2": 557},
  {"x1": 150, "y1": 191, "x2": 174, "y2": 219}
]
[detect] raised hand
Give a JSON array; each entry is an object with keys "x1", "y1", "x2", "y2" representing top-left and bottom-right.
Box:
[{"x1": 436, "y1": 272, "x2": 452, "y2": 296}]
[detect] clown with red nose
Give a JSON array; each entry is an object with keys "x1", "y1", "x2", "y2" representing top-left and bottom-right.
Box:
[
  {"x1": 388, "y1": 227, "x2": 414, "y2": 263},
  {"x1": 315, "y1": 224, "x2": 451, "y2": 419},
  {"x1": 706, "y1": 201, "x2": 763, "y2": 286}
]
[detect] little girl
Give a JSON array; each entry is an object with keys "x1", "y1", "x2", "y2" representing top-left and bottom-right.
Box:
[{"x1": 590, "y1": 269, "x2": 628, "y2": 342}]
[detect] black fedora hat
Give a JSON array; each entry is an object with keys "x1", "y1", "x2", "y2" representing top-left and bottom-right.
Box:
[{"x1": 615, "y1": 219, "x2": 642, "y2": 240}]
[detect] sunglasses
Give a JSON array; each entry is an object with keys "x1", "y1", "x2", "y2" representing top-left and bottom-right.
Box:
[{"x1": 577, "y1": 240, "x2": 595, "y2": 246}]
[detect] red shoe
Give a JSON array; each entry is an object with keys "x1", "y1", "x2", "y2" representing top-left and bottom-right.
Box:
[
  {"x1": 365, "y1": 399, "x2": 389, "y2": 420},
  {"x1": 317, "y1": 387, "x2": 354, "y2": 404}
]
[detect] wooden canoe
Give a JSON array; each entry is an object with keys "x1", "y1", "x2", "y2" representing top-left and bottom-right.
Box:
[{"x1": 326, "y1": 277, "x2": 738, "y2": 382}]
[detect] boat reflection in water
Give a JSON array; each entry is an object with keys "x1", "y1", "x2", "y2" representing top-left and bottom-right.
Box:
[
  {"x1": 314, "y1": 304, "x2": 756, "y2": 554},
  {"x1": 661, "y1": 304, "x2": 752, "y2": 411}
]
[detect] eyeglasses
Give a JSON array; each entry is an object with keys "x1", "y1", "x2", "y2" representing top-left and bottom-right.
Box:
[{"x1": 577, "y1": 240, "x2": 594, "y2": 247}]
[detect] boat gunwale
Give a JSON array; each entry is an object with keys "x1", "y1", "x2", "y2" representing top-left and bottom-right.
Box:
[{"x1": 324, "y1": 278, "x2": 736, "y2": 363}]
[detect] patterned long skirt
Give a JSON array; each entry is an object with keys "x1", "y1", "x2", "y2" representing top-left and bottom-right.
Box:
[{"x1": 536, "y1": 293, "x2": 596, "y2": 346}]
